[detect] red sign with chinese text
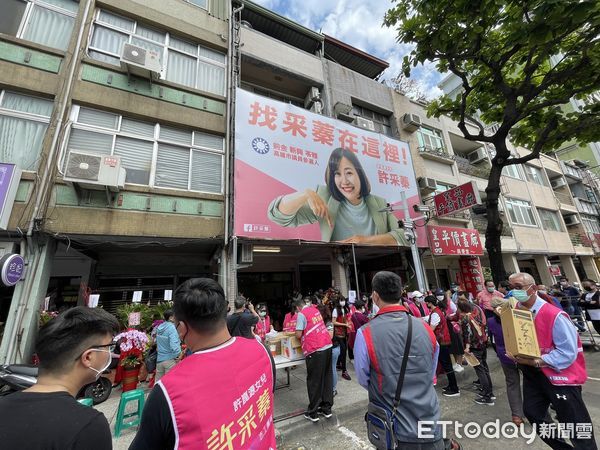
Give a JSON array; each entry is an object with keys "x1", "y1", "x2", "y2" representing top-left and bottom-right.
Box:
[
  {"x1": 549, "y1": 265, "x2": 562, "y2": 276},
  {"x1": 433, "y1": 181, "x2": 481, "y2": 217},
  {"x1": 459, "y1": 256, "x2": 484, "y2": 298},
  {"x1": 427, "y1": 225, "x2": 483, "y2": 256}
]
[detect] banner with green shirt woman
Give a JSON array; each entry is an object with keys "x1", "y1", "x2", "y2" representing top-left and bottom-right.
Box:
[
  {"x1": 268, "y1": 148, "x2": 407, "y2": 245},
  {"x1": 234, "y1": 88, "x2": 424, "y2": 246}
]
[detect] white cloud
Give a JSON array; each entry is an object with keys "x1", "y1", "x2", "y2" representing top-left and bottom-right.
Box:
[{"x1": 252, "y1": 0, "x2": 444, "y2": 99}]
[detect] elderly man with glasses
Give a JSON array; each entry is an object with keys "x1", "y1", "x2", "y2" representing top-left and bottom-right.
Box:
[{"x1": 507, "y1": 272, "x2": 596, "y2": 450}]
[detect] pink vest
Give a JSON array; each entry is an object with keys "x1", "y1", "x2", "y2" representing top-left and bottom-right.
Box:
[
  {"x1": 159, "y1": 338, "x2": 276, "y2": 450},
  {"x1": 282, "y1": 313, "x2": 297, "y2": 332},
  {"x1": 255, "y1": 316, "x2": 270, "y2": 340},
  {"x1": 407, "y1": 301, "x2": 430, "y2": 318},
  {"x1": 299, "y1": 306, "x2": 331, "y2": 356},
  {"x1": 533, "y1": 301, "x2": 587, "y2": 386}
]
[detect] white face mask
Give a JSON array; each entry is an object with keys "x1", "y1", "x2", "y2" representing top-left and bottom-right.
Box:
[
  {"x1": 259, "y1": 311, "x2": 267, "y2": 317},
  {"x1": 340, "y1": 301, "x2": 346, "y2": 307},
  {"x1": 436, "y1": 295, "x2": 444, "y2": 301},
  {"x1": 538, "y1": 290, "x2": 547, "y2": 295},
  {"x1": 88, "y1": 349, "x2": 112, "y2": 380}
]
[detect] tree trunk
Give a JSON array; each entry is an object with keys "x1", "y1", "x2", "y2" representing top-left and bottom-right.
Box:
[{"x1": 485, "y1": 142, "x2": 509, "y2": 284}]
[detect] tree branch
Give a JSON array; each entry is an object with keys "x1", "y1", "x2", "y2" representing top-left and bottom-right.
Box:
[{"x1": 505, "y1": 116, "x2": 559, "y2": 165}]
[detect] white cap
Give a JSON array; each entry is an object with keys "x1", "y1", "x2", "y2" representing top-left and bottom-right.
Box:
[{"x1": 411, "y1": 290, "x2": 424, "y2": 298}]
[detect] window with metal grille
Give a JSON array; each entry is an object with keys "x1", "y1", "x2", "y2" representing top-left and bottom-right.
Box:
[
  {"x1": 0, "y1": 0, "x2": 78, "y2": 51},
  {"x1": 64, "y1": 105, "x2": 224, "y2": 194},
  {"x1": 88, "y1": 9, "x2": 226, "y2": 96}
]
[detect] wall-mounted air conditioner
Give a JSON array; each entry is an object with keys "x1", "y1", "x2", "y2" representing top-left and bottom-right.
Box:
[
  {"x1": 63, "y1": 151, "x2": 126, "y2": 192},
  {"x1": 401, "y1": 113, "x2": 421, "y2": 132},
  {"x1": 468, "y1": 148, "x2": 488, "y2": 164},
  {"x1": 551, "y1": 177, "x2": 567, "y2": 189},
  {"x1": 564, "y1": 215, "x2": 580, "y2": 226},
  {"x1": 120, "y1": 43, "x2": 162, "y2": 81},
  {"x1": 355, "y1": 116, "x2": 376, "y2": 131},
  {"x1": 239, "y1": 243, "x2": 253, "y2": 263},
  {"x1": 334, "y1": 102, "x2": 354, "y2": 123},
  {"x1": 304, "y1": 87, "x2": 322, "y2": 114},
  {"x1": 418, "y1": 177, "x2": 437, "y2": 191}
]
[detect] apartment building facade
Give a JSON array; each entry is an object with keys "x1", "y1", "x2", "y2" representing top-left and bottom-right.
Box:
[
  {"x1": 0, "y1": 0, "x2": 231, "y2": 362},
  {"x1": 1, "y1": 0, "x2": 598, "y2": 362}
]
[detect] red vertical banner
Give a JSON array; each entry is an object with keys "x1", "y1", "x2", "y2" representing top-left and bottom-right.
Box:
[{"x1": 459, "y1": 256, "x2": 484, "y2": 299}]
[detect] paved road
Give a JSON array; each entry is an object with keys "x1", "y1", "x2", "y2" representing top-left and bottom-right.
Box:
[
  {"x1": 275, "y1": 348, "x2": 600, "y2": 450},
  {"x1": 103, "y1": 344, "x2": 600, "y2": 449}
]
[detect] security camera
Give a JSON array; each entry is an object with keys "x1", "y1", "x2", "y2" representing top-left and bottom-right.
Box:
[{"x1": 413, "y1": 204, "x2": 431, "y2": 213}]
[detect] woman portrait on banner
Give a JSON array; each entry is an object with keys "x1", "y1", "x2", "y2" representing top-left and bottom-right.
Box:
[{"x1": 267, "y1": 147, "x2": 408, "y2": 245}]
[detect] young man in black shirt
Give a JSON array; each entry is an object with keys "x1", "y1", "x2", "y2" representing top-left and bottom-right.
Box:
[
  {"x1": 0, "y1": 306, "x2": 119, "y2": 450},
  {"x1": 227, "y1": 295, "x2": 259, "y2": 338}
]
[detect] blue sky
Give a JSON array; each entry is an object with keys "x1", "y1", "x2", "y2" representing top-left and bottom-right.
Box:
[{"x1": 253, "y1": 0, "x2": 444, "y2": 98}]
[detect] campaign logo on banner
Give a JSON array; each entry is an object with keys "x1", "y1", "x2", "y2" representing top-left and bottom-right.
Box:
[
  {"x1": 428, "y1": 225, "x2": 483, "y2": 256},
  {"x1": 433, "y1": 181, "x2": 481, "y2": 217},
  {"x1": 234, "y1": 88, "x2": 425, "y2": 247}
]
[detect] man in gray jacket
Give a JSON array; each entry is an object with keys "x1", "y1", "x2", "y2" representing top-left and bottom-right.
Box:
[{"x1": 354, "y1": 271, "x2": 444, "y2": 449}]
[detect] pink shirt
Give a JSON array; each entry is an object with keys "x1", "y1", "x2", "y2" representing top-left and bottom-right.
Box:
[{"x1": 475, "y1": 289, "x2": 503, "y2": 311}]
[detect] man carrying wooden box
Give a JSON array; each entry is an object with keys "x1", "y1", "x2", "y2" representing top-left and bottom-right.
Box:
[{"x1": 506, "y1": 272, "x2": 596, "y2": 450}]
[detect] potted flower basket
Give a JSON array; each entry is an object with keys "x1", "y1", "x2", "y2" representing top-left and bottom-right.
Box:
[
  {"x1": 114, "y1": 329, "x2": 149, "y2": 392},
  {"x1": 121, "y1": 354, "x2": 143, "y2": 392}
]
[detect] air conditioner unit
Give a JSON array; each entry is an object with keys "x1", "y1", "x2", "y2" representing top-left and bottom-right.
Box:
[
  {"x1": 120, "y1": 43, "x2": 162, "y2": 81},
  {"x1": 63, "y1": 151, "x2": 126, "y2": 192},
  {"x1": 355, "y1": 116, "x2": 376, "y2": 132},
  {"x1": 418, "y1": 177, "x2": 437, "y2": 191},
  {"x1": 564, "y1": 215, "x2": 580, "y2": 226},
  {"x1": 304, "y1": 87, "x2": 322, "y2": 114},
  {"x1": 551, "y1": 177, "x2": 567, "y2": 189},
  {"x1": 239, "y1": 243, "x2": 253, "y2": 263},
  {"x1": 401, "y1": 113, "x2": 421, "y2": 132},
  {"x1": 468, "y1": 148, "x2": 488, "y2": 164},
  {"x1": 334, "y1": 102, "x2": 354, "y2": 123}
]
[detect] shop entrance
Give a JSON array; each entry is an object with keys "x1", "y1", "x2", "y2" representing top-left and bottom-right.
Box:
[
  {"x1": 299, "y1": 265, "x2": 332, "y2": 295},
  {"x1": 237, "y1": 272, "x2": 294, "y2": 329}
]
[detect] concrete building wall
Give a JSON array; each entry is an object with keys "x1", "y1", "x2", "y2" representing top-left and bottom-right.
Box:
[
  {"x1": 324, "y1": 60, "x2": 394, "y2": 114},
  {"x1": 240, "y1": 28, "x2": 324, "y2": 84},
  {"x1": 99, "y1": 0, "x2": 229, "y2": 42}
]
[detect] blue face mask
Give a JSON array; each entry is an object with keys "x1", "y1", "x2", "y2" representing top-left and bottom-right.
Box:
[{"x1": 511, "y1": 289, "x2": 530, "y2": 303}]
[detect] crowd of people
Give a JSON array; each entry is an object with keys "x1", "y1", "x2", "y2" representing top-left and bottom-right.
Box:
[{"x1": 0, "y1": 272, "x2": 598, "y2": 449}]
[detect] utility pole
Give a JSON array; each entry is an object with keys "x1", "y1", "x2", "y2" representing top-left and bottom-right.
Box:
[{"x1": 399, "y1": 192, "x2": 427, "y2": 292}]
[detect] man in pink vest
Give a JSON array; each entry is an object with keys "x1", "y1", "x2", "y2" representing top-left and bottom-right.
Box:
[
  {"x1": 130, "y1": 278, "x2": 276, "y2": 450},
  {"x1": 294, "y1": 297, "x2": 334, "y2": 422},
  {"x1": 507, "y1": 273, "x2": 596, "y2": 450}
]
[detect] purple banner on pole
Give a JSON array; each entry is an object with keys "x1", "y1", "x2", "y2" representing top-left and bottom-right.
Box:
[{"x1": 0, "y1": 163, "x2": 21, "y2": 230}]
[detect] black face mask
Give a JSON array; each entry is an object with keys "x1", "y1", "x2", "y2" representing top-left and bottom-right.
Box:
[{"x1": 584, "y1": 287, "x2": 593, "y2": 292}]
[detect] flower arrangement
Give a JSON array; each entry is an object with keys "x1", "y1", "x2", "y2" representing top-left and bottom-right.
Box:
[
  {"x1": 115, "y1": 329, "x2": 149, "y2": 353},
  {"x1": 115, "y1": 329, "x2": 149, "y2": 369},
  {"x1": 39, "y1": 310, "x2": 59, "y2": 327},
  {"x1": 120, "y1": 353, "x2": 144, "y2": 369}
]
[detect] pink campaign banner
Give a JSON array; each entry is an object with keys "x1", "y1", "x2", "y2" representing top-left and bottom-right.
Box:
[{"x1": 234, "y1": 88, "x2": 426, "y2": 247}]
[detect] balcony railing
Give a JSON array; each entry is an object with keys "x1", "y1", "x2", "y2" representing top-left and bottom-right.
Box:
[
  {"x1": 574, "y1": 197, "x2": 599, "y2": 216},
  {"x1": 417, "y1": 146, "x2": 455, "y2": 164},
  {"x1": 441, "y1": 210, "x2": 471, "y2": 221},
  {"x1": 554, "y1": 191, "x2": 575, "y2": 206},
  {"x1": 560, "y1": 161, "x2": 583, "y2": 179},
  {"x1": 472, "y1": 217, "x2": 512, "y2": 237},
  {"x1": 569, "y1": 231, "x2": 594, "y2": 247},
  {"x1": 455, "y1": 155, "x2": 492, "y2": 179}
]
